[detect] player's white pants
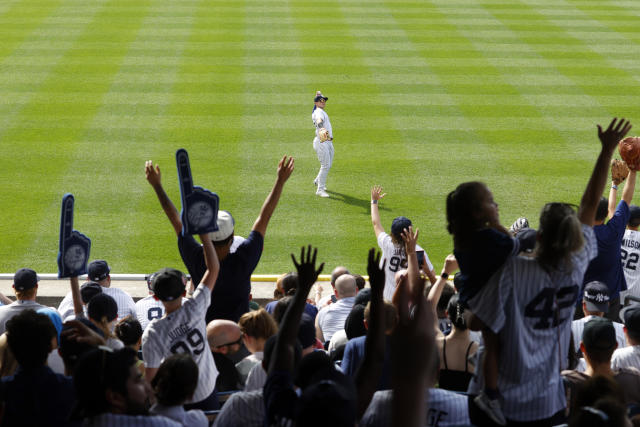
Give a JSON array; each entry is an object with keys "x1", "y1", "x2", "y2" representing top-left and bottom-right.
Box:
[{"x1": 313, "y1": 138, "x2": 334, "y2": 191}]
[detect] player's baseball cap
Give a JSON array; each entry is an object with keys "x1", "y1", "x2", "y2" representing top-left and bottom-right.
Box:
[
  {"x1": 13, "y1": 268, "x2": 39, "y2": 291},
  {"x1": 87, "y1": 294, "x2": 118, "y2": 322},
  {"x1": 629, "y1": 205, "x2": 640, "y2": 226},
  {"x1": 80, "y1": 281, "x2": 103, "y2": 304},
  {"x1": 582, "y1": 317, "x2": 617, "y2": 351},
  {"x1": 151, "y1": 268, "x2": 186, "y2": 302},
  {"x1": 314, "y1": 91, "x2": 328, "y2": 102},
  {"x1": 583, "y1": 281, "x2": 610, "y2": 313},
  {"x1": 88, "y1": 260, "x2": 110, "y2": 281},
  {"x1": 210, "y1": 210, "x2": 234, "y2": 242},
  {"x1": 391, "y1": 216, "x2": 412, "y2": 238},
  {"x1": 620, "y1": 304, "x2": 640, "y2": 336}
]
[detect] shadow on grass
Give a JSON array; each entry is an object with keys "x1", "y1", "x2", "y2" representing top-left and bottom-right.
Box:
[{"x1": 326, "y1": 190, "x2": 391, "y2": 214}]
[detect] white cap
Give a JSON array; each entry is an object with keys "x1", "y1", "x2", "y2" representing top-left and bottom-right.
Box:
[{"x1": 210, "y1": 210, "x2": 234, "y2": 242}]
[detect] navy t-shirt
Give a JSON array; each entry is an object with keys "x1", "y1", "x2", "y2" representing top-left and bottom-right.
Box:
[
  {"x1": 583, "y1": 200, "x2": 630, "y2": 300},
  {"x1": 178, "y1": 230, "x2": 264, "y2": 322}
]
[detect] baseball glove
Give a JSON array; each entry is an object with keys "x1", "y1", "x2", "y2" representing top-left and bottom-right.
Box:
[
  {"x1": 619, "y1": 137, "x2": 640, "y2": 171},
  {"x1": 611, "y1": 159, "x2": 630, "y2": 185},
  {"x1": 318, "y1": 128, "x2": 330, "y2": 142}
]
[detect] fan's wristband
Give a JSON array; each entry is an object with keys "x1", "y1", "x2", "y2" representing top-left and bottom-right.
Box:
[
  {"x1": 371, "y1": 200, "x2": 378, "y2": 204},
  {"x1": 612, "y1": 184, "x2": 619, "y2": 190}
]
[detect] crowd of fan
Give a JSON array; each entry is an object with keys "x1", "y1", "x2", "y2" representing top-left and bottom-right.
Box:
[{"x1": 3, "y1": 119, "x2": 640, "y2": 426}]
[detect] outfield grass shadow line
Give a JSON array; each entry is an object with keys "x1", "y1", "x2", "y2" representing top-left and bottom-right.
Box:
[{"x1": 326, "y1": 191, "x2": 391, "y2": 214}]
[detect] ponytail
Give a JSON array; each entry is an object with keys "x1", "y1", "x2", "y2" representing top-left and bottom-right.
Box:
[{"x1": 537, "y1": 203, "x2": 584, "y2": 271}]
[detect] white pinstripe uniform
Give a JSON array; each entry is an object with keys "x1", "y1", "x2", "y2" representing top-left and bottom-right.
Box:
[
  {"x1": 359, "y1": 388, "x2": 470, "y2": 427},
  {"x1": 377, "y1": 232, "x2": 434, "y2": 301},
  {"x1": 611, "y1": 345, "x2": 640, "y2": 370},
  {"x1": 58, "y1": 286, "x2": 136, "y2": 321},
  {"x1": 213, "y1": 390, "x2": 264, "y2": 427},
  {"x1": 467, "y1": 224, "x2": 597, "y2": 422},
  {"x1": 312, "y1": 105, "x2": 333, "y2": 193},
  {"x1": 136, "y1": 295, "x2": 166, "y2": 331},
  {"x1": 621, "y1": 229, "x2": 640, "y2": 301},
  {"x1": 571, "y1": 315, "x2": 626, "y2": 353},
  {"x1": 142, "y1": 284, "x2": 218, "y2": 404}
]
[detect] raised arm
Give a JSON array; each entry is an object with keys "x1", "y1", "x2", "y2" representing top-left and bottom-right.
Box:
[
  {"x1": 370, "y1": 186, "x2": 386, "y2": 237},
  {"x1": 608, "y1": 183, "x2": 618, "y2": 220},
  {"x1": 427, "y1": 254, "x2": 458, "y2": 313},
  {"x1": 69, "y1": 276, "x2": 83, "y2": 316},
  {"x1": 145, "y1": 161, "x2": 182, "y2": 236},
  {"x1": 252, "y1": 156, "x2": 294, "y2": 237},
  {"x1": 402, "y1": 226, "x2": 424, "y2": 303},
  {"x1": 199, "y1": 233, "x2": 220, "y2": 291},
  {"x1": 579, "y1": 119, "x2": 632, "y2": 226},
  {"x1": 622, "y1": 169, "x2": 637, "y2": 205},
  {"x1": 269, "y1": 245, "x2": 323, "y2": 375},
  {"x1": 355, "y1": 249, "x2": 386, "y2": 418}
]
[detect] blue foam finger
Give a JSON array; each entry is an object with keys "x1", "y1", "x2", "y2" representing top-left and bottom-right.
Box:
[
  {"x1": 57, "y1": 194, "x2": 91, "y2": 278},
  {"x1": 176, "y1": 149, "x2": 220, "y2": 235}
]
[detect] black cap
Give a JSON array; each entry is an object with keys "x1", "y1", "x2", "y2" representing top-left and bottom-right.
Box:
[
  {"x1": 87, "y1": 293, "x2": 118, "y2": 322},
  {"x1": 314, "y1": 92, "x2": 328, "y2": 102},
  {"x1": 88, "y1": 260, "x2": 110, "y2": 282},
  {"x1": 151, "y1": 268, "x2": 186, "y2": 302},
  {"x1": 13, "y1": 268, "x2": 39, "y2": 291},
  {"x1": 583, "y1": 281, "x2": 610, "y2": 313},
  {"x1": 298, "y1": 313, "x2": 316, "y2": 349},
  {"x1": 620, "y1": 304, "x2": 640, "y2": 335},
  {"x1": 582, "y1": 317, "x2": 617, "y2": 351},
  {"x1": 629, "y1": 205, "x2": 640, "y2": 225},
  {"x1": 391, "y1": 216, "x2": 412, "y2": 239},
  {"x1": 80, "y1": 282, "x2": 103, "y2": 304}
]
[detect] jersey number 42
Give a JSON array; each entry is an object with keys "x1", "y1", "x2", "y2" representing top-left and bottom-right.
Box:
[{"x1": 524, "y1": 285, "x2": 578, "y2": 330}]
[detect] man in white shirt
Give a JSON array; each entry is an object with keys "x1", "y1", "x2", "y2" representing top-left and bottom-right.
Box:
[
  {"x1": 0, "y1": 268, "x2": 48, "y2": 334},
  {"x1": 612, "y1": 304, "x2": 640, "y2": 370},
  {"x1": 316, "y1": 274, "x2": 357, "y2": 343}
]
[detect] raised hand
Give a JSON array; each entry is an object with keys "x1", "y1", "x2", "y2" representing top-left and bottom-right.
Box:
[
  {"x1": 598, "y1": 118, "x2": 632, "y2": 152},
  {"x1": 371, "y1": 185, "x2": 386, "y2": 201},
  {"x1": 291, "y1": 245, "x2": 324, "y2": 296},
  {"x1": 145, "y1": 160, "x2": 162, "y2": 187},
  {"x1": 367, "y1": 248, "x2": 385, "y2": 298},
  {"x1": 443, "y1": 254, "x2": 458, "y2": 276},
  {"x1": 57, "y1": 194, "x2": 91, "y2": 278},
  {"x1": 176, "y1": 149, "x2": 220, "y2": 235},
  {"x1": 277, "y1": 156, "x2": 295, "y2": 183},
  {"x1": 62, "y1": 319, "x2": 106, "y2": 347},
  {"x1": 401, "y1": 226, "x2": 419, "y2": 255}
]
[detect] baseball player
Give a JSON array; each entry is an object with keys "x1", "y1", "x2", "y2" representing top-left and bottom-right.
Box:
[
  {"x1": 370, "y1": 186, "x2": 436, "y2": 301},
  {"x1": 312, "y1": 91, "x2": 333, "y2": 198},
  {"x1": 621, "y1": 205, "x2": 640, "y2": 302},
  {"x1": 142, "y1": 233, "x2": 220, "y2": 410}
]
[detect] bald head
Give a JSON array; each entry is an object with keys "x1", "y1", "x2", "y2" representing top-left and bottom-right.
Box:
[
  {"x1": 335, "y1": 274, "x2": 357, "y2": 299},
  {"x1": 330, "y1": 266, "x2": 350, "y2": 287},
  {"x1": 206, "y1": 319, "x2": 242, "y2": 354}
]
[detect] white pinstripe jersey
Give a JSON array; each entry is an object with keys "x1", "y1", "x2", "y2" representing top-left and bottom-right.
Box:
[
  {"x1": 612, "y1": 345, "x2": 640, "y2": 370},
  {"x1": 468, "y1": 224, "x2": 597, "y2": 422},
  {"x1": 142, "y1": 284, "x2": 218, "y2": 403},
  {"x1": 571, "y1": 315, "x2": 626, "y2": 353},
  {"x1": 58, "y1": 286, "x2": 136, "y2": 321},
  {"x1": 312, "y1": 107, "x2": 332, "y2": 139},
  {"x1": 621, "y1": 229, "x2": 640, "y2": 301},
  {"x1": 359, "y1": 388, "x2": 470, "y2": 427},
  {"x1": 213, "y1": 390, "x2": 264, "y2": 427},
  {"x1": 377, "y1": 232, "x2": 434, "y2": 301},
  {"x1": 136, "y1": 296, "x2": 166, "y2": 331}
]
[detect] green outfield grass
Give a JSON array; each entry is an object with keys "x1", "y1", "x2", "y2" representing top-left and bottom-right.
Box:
[{"x1": 2, "y1": 0, "x2": 640, "y2": 276}]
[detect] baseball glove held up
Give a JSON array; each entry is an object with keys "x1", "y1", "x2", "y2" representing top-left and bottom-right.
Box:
[
  {"x1": 619, "y1": 137, "x2": 640, "y2": 171},
  {"x1": 611, "y1": 159, "x2": 630, "y2": 185},
  {"x1": 318, "y1": 128, "x2": 330, "y2": 142}
]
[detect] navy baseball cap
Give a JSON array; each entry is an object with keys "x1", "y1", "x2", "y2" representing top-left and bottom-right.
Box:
[
  {"x1": 88, "y1": 293, "x2": 118, "y2": 322},
  {"x1": 620, "y1": 304, "x2": 640, "y2": 335},
  {"x1": 583, "y1": 281, "x2": 610, "y2": 313},
  {"x1": 151, "y1": 268, "x2": 186, "y2": 302},
  {"x1": 314, "y1": 91, "x2": 328, "y2": 102},
  {"x1": 629, "y1": 205, "x2": 640, "y2": 225},
  {"x1": 391, "y1": 216, "x2": 412, "y2": 238},
  {"x1": 88, "y1": 260, "x2": 110, "y2": 281},
  {"x1": 80, "y1": 282, "x2": 103, "y2": 304},
  {"x1": 13, "y1": 268, "x2": 39, "y2": 291},
  {"x1": 582, "y1": 317, "x2": 617, "y2": 351}
]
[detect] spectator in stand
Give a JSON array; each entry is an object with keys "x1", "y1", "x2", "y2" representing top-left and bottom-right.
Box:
[
  {"x1": 572, "y1": 281, "x2": 626, "y2": 355},
  {"x1": 59, "y1": 318, "x2": 105, "y2": 376},
  {"x1": 370, "y1": 185, "x2": 437, "y2": 300},
  {"x1": 264, "y1": 272, "x2": 318, "y2": 320},
  {"x1": 73, "y1": 347, "x2": 180, "y2": 426},
  {"x1": 0, "y1": 310, "x2": 75, "y2": 427},
  {"x1": 562, "y1": 317, "x2": 640, "y2": 414},
  {"x1": 236, "y1": 308, "x2": 278, "y2": 385},
  {"x1": 316, "y1": 266, "x2": 349, "y2": 307},
  {"x1": 328, "y1": 288, "x2": 371, "y2": 355},
  {"x1": 136, "y1": 272, "x2": 169, "y2": 331},
  {"x1": 567, "y1": 375, "x2": 630, "y2": 427},
  {"x1": 88, "y1": 293, "x2": 124, "y2": 350},
  {"x1": 206, "y1": 319, "x2": 243, "y2": 391},
  {"x1": 0, "y1": 268, "x2": 48, "y2": 334},
  {"x1": 38, "y1": 307, "x2": 66, "y2": 375},
  {"x1": 142, "y1": 233, "x2": 221, "y2": 411},
  {"x1": 612, "y1": 304, "x2": 640, "y2": 370},
  {"x1": 316, "y1": 273, "x2": 358, "y2": 344},
  {"x1": 115, "y1": 316, "x2": 144, "y2": 375},
  {"x1": 465, "y1": 118, "x2": 631, "y2": 426},
  {"x1": 622, "y1": 205, "x2": 640, "y2": 303},
  {"x1": 581, "y1": 160, "x2": 637, "y2": 321},
  {"x1": 150, "y1": 354, "x2": 208, "y2": 427},
  {"x1": 145, "y1": 155, "x2": 294, "y2": 322},
  {"x1": 58, "y1": 260, "x2": 136, "y2": 322}
]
